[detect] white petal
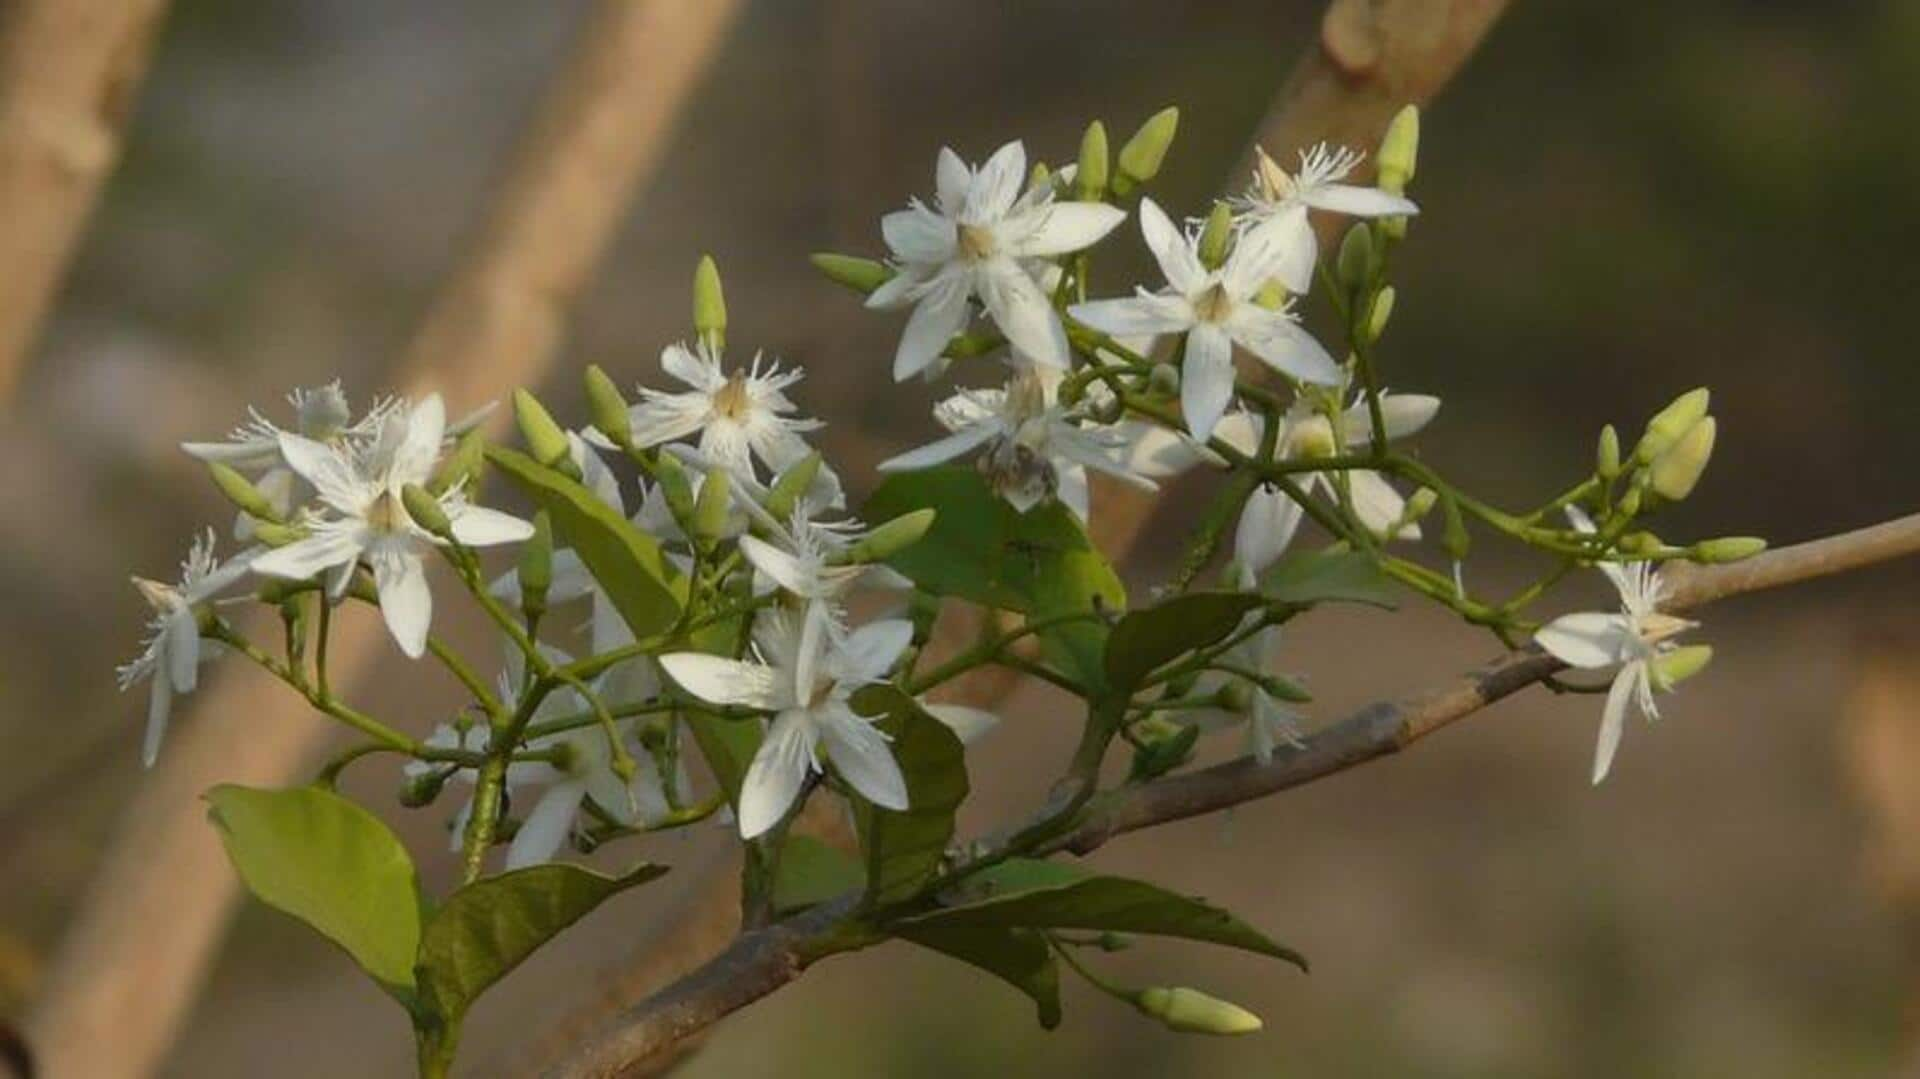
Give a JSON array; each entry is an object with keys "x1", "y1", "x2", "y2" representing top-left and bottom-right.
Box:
[
  {"x1": 1122, "y1": 421, "x2": 1213, "y2": 479},
  {"x1": 1210, "y1": 411, "x2": 1264, "y2": 458},
  {"x1": 977, "y1": 260, "x2": 1068, "y2": 369},
  {"x1": 447, "y1": 504, "x2": 534, "y2": 547},
  {"x1": 1235, "y1": 485, "x2": 1304, "y2": 579},
  {"x1": 1347, "y1": 470, "x2": 1420, "y2": 541},
  {"x1": 1305, "y1": 184, "x2": 1418, "y2": 218},
  {"x1": 506, "y1": 781, "x2": 587, "y2": 868},
  {"x1": 1137, "y1": 198, "x2": 1206, "y2": 294},
  {"x1": 251, "y1": 529, "x2": 364, "y2": 582},
  {"x1": 1247, "y1": 207, "x2": 1314, "y2": 295},
  {"x1": 1067, "y1": 293, "x2": 1194, "y2": 339},
  {"x1": 1591, "y1": 665, "x2": 1636, "y2": 784},
  {"x1": 1222, "y1": 210, "x2": 1308, "y2": 299},
  {"x1": 1180, "y1": 324, "x2": 1236, "y2": 441},
  {"x1": 923, "y1": 703, "x2": 1000, "y2": 744},
  {"x1": 965, "y1": 141, "x2": 1026, "y2": 222},
  {"x1": 817, "y1": 704, "x2": 909, "y2": 811},
  {"x1": 877, "y1": 421, "x2": 999, "y2": 472},
  {"x1": 659, "y1": 342, "x2": 720, "y2": 390},
  {"x1": 739, "y1": 535, "x2": 814, "y2": 597},
  {"x1": 1009, "y1": 202, "x2": 1126, "y2": 257},
  {"x1": 894, "y1": 274, "x2": 971, "y2": 382},
  {"x1": 393, "y1": 394, "x2": 447, "y2": 485},
  {"x1": 1347, "y1": 393, "x2": 1441, "y2": 444},
  {"x1": 935, "y1": 147, "x2": 970, "y2": 216},
  {"x1": 1055, "y1": 462, "x2": 1090, "y2": 522},
  {"x1": 864, "y1": 264, "x2": 927, "y2": 310},
  {"x1": 275, "y1": 433, "x2": 361, "y2": 511},
  {"x1": 1536, "y1": 612, "x2": 1634, "y2": 670},
  {"x1": 882, "y1": 206, "x2": 956, "y2": 263},
  {"x1": 627, "y1": 393, "x2": 712, "y2": 449},
  {"x1": 142, "y1": 672, "x2": 173, "y2": 768},
  {"x1": 161, "y1": 608, "x2": 201, "y2": 693},
  {"x1": 658, "y1": 653, "x2": 784, "y2": 710},
  {"x1": 738, "y1": 712, "x2": 816, "y2": 838},
  {"x1": 1229, "y1": 308, "x2": 1341, "y2": 386},
  {"x1": 373, "y1": 549, "x2": 433, "y2": 659},
  {"x1": 835, "y1": 619, "x2": 914, "y2": 685}
]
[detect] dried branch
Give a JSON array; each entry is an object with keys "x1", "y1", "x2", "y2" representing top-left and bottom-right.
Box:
[
  {"x1": 545, "y1": 512, "x2": 1920, "y2": 1078},
  {"x1": 26, "y1": 3, "x2": 742, "y2": 1075},
  {"x1": 0, "y1": 0, "x2": 172, "y2": 400}
]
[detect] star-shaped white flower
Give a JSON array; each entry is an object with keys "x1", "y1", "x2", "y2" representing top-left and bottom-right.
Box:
[
  {"x1": 877, "y1": 362, "x2": 1153, "y2": 521},
  {"x1": 251, "y1": 394, "x2": 534, "y2": 658},
  {"x1": 869, "y1": 140, "x2": 1126, "y2": 379},
  {"x1": 1069, "y1": 198, "x2": 1340, "y2": 440},
  {"x1": 1534, "y1": 507, "x2": 1699, "y2": 784},
  {"x1": 1239, "y1": 142, "x2": 1420, "y2": 295},
  {"x1": 117, "y1": 530, "x2": 256, "y2": 766},
  {"x1": 659, "y1": 612, "x2": 911, "y2": 838}
]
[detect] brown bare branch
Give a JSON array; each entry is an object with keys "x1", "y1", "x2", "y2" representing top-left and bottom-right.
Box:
[
  {"x1": 25, "y1": 3, "x2": 743, "y2": 1075},
  {"x1": 0, "y1": 0, "x2": 172, "y2": 401}
]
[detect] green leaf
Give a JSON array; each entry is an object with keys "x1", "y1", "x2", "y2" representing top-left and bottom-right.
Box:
[
  {"x1": 1104, "y1": 591, "x2": 1264, "y2": 692},
  {"x1": 900, "y1": 858, "x2": 1307, "y2": 971},
  {"x1": 416, "y1": 862, "x2": 668, "y2": 1024},
  {"x1": 865, "y1": 468, "x2": 1124, "y2": 690},
  {"x1": 206, "y1": 784, "x2": 423, "y2": 999},
  {"x1": 683, "y1": 704, "x2": 760, "y2": 809},
  {"x1": 852, "y1": 686, "x2": 968, "y2": 906},
  {"x1": 772, "y1": 836, "x2": 866, "y2": 913},
  {"x1": 486, "y1": 446, "x2": 683, "y2": 638},
  {"x1": 1260, "y1": 547, "x2": 1399, "y2": 610},
  {"x1": 901, "y1": 927, "x2": 1062, "y2": 1029}
]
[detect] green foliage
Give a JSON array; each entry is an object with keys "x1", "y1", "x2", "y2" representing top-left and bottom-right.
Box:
[
  {"x1": 205, "y1": 784, "x2": 424, "y2": 1000},
  {"x1": 772, "y1": 836, "x2": 867, "y2": 913},
  {"x1": 852, "y1": 686, "x2": 969, "y2": 906},
  {"x1": 486, "y1": 446, "x2": 683, "y2": 638},
  {"x1": 901, "y1": 858, "x2": 1307, "y2": 971},
  {"x1": 1104, "y1": 591, "x2": 1263, "y2": 692},
  {"x1": 900, "y1": 927, "x2": 1062, "y2": 1029},
  {"x1": 1260, "y1": 547, "x2": 1400, "y2": 610}
]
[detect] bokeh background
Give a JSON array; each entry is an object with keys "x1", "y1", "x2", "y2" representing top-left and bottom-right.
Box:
[{"x1": 4, "y1": 1, "x2": 1919, "y2": 1076}]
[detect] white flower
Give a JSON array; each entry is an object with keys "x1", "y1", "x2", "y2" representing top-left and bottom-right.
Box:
[
  {"x1": 1232, "y1": 484, "x2": 1305, "y2": 590},
  {"x1": 659, "y1": 612, "x2": 912, "y2": 838},
  {"x1": 117, "y1": 530, "x2": 256, "y2": 766},
  {"x1": 1533, "y1": 507, "x2": 1699, "y2": 784},
  {"x1": 877, "y1": 362, "x2": 1153, "y2": 521},
  {"x1": 1239, "y1": 143, "x2": 1420, "y2": 295},
  {"x1": 1184, "y1": 619, "x2": 1304, "y2": 765},
  {"x1": 618, "y1": 340, "x2": 842, "y2": 505},
  {"x1": 1069, "y1": 198, "x2": 1339, "y2": 440},
  {"x1": 870, "y1": 140, "x2": 1126, "y2": 379},
  {"x1": 251, "y1": 394, "x2": 534, "y2": 658}
]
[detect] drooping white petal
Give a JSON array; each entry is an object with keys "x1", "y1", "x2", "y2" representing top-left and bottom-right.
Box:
[
  {"x1": 923, "y1": 703, "x2": 1000, "y2": 744},
  {"x1": 835, "y1": 619, "x2": 913, "y2": 686},
  {"x1": 738, "y1": 535, "x2": 814, "y2": 597},
  {"x1": 1346, "y1": 393, "x2": 1441, "y2": 444},
  {"x1": 877, "y1": 421, "x2": 999, "y2": 472},
  {"x1": 1054, "y1": 463, "x2": 1090, "y2": 522},
  {"x1": 977, "y1": 259, "x2": 1068, "y2": 370},
  {"x1": 1591, "y1": 663, "x2": 1637, "y2": 784},
  {"x1": 1009, "y1": 202, "x2": 1126, "y2": 257},
  {"x1": 1235, "y1": 485, "x2": 1304, "y2": 583},
  {"x1": 1228, "y1": 308, "x2": 1342, "y2": 386},
  {"x1": 894, "y1": 274, "x2": 971, "y2": 382},
  {"x1": 142, "y1": 672, "x2": 173, "y2": 768},
  {"x1": 816, "y1": 703, "x2": 909, "y2": 811},
  {"x1": 447, "y1": 504, "x2": 534, "y2": 547},
  {"x1": 1348, "y1": 469, "x2": 1420, "y2": 540},
  {"x1": 737, "y1": 711, "x2": 816, "y2": 838},
  {"x1": 882, "y1": 206, "x2": 957, "y2": 263},
  {"x1": 506, "y1": 780, "x2": 587, "y2": 868},
  {"x1": 160, "y1": 607, "x2": 201, "y2": 693},
  {"x1": 1536, "y1": 611, "x2": 1635, "y2": 670},
  {"x1": 372, "y1": 548, "x2": 433, "y2": 659},
  {"x1": 1247, "y1": 206, "x2": 1315, "y2": 295},
  {"x1": 658, "y1": 653, "x2": 784, "y2": 710},
  {"x1": 1180, "y1": 323, "x2": 1236, "y2": 441},
  {"x1": 1304, "y1": 184, "x2": 1418, "y2": 219},
  {"x1": 1137, "y1": 198, "x2": 1206, "y2": 295},
  {"x1": 1067, "y1": 292, "x2": 1194, "y2": 339},
  {"x1": 965, "y1": 141, "x2": 1026, "y2": 222}
]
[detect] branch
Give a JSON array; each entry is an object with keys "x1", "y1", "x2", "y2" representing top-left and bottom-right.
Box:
[
  {"x1": 0, "y1": 0, "x2": 172, "y2": 401},
  {"x1": 26, "y1": 4, "x2": 742, "y2": 1075}
]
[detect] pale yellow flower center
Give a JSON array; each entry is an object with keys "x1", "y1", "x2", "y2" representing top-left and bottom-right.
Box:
[
  {"x1": 713, "y1": 371, "x2": 752, "y2": 420},
  {"x1": 957, "y1": 223, "x2": 997, "y2": 262},
  {"x1": 1192, "y1": 282, "x2": 1234, "y2": 324}
]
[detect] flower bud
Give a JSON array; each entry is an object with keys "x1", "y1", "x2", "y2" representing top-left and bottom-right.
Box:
[
  {"x1": 692, "y1": 254, "x2": 727, "y2": 350},
  {"x1": 1595, "y1": 424, "x2": 1621, "y2": 480},
  {"x1": 1615, "y1": 485, "x2": 1644, "y2": 520},
  {"x1": 654, "y1": 452, "x2": 697, "y2": 526},
  {"x1": 1134, "y1": 986, "x2": 1263, "y2": 1036},
  {"x1": 1649, "y1": 416, "x2": 1715, "y2": 502},
  {"x1": 1253, "y1": 279, "x2": 1287, "y2": 310},
  {"x1": 1197, "y1": 202, "x2": 1234, "y2": 270},
  {"x1": 1440, "y1": 494, "x2": 1470, "y2": 561},
  {"x1": 1214, "y1": 679, "x2": 1251, "y2": 713},
  {"x1": 1404, "y1": 486, "x2": 1439, "y2": 521},
  {"x1": 1112, "y1": 106, "x2": 1179, "y2": 196},
  {"x1": 847, "y1": 509, "x2": 935, "y2": 563},
  {"x1": 401, "y1": 484, "x2": 455, "y2": 540},
  {"x1": 513, "y1": 389, "x2": 573, "y2": 471},
  {"x1": 1129, "y1": 720, "x2": 1200, "y2": 781},
  {"x1": 691, "y1": 467, "x2": 733, "y2": 543},
  {"x1": 1075, "y1": 120, "x2": 1109, "y2": 200},
  {"x1": 207, "y1": 462, "x2": 282, "y2": 524},
  {"x1": 1376, "y1": 105, "x2": 1420, "y2": 194},
  {"x1": 399, "y1": 768, "x2": 449, "y2": 808},
  {"x1": 764, "y1": 453, "x2": 823, "y2": 522},
  {"x1": 1690, "y1": 536, "x2": 1766, "y2": 564},
  {"x1": 1335, "y1": 223, "x2": 1377, "y2": 293},
  {"x1": 432, "y1": 427, "x2": 487, "y2": 495},
  {"x1": 517, "y1": 510, "x2": 553, "y2": 615},
  {"x1": 1028, "y1": 161, "x2": 1052, "y2": 195},
  {"x1": 1365, "y1": 286, "x2": 1396, "y2": 342},
  {"x1": 809, "y1": 253, "x2": 893, "y2": 295},
  {"x1": 1147, "y1": 362, "x2": 1181, "y2": 397},
  {"x1": 1633, "y1": 387, "x2": 1710, "y2": 464},
  {"x1": 1618, "y1": 530, "x2": 1662, "y2": 554},
  {"x1": 584, "y1": 364, "x2": 631, "y2": 449},
  {"x1": 1652, "y1": 644, "x2": 1713, "y2": 688},
  {"x1": 251, "y1": 521, "x2": 307, "y2": 548}
]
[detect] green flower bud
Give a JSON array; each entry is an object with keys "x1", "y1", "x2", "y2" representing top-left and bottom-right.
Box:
[
  {"x1": 764, "y1": 452, "x2": 823, "y2": 522},
  {"x1": 584, "y1": 364, "x2": 631, "y2": 449},
  {"x1": 1075, "y1": 120, "x2": 1109, "y2": 200},
  {"x1": 518, "y1": 511, "x2": 553, "y2": 615},
  {"x1": 1652, "y1": 644, "x2": 1713, "y2": 688},
  {"x1": 1214, "y1": 679, "x2": 1252, "y2": 714},
  {"x1": 1147, "y1": 362, "x2": 1181, "y2": 397},
  {"x1": 655, "y1": 453, "x2": 696, "y2": 526},
  {"x1": 1028, "y1": 161, "x2": 1052, "y2": 195},
  {"x1": 432, "y1": 426, "x2": 487, "y2": 496},
  {"x1": 809, "y1": 253, "x2": 894, "y2": 296},
  {"x1": 1112, "y1": 106, "x2": 1178, "y2": 196},
  {"x1": 1197, "y1": 202, "x2": 1234, "y2": 270},
  {"x1": 399, "y1": 767, "x2": 449, "y2": 808},
  {"x1": 692, "y1": 254, "x2": 727, "y2": 350},
  {"x1": 1365, "y1": 286, "x2": 1396, "y2": 342},
  {"x1": 1376, "y1": 104, "x2": 1420, "y2": 194},
  {"x1": 1619, "y1": 530, "x2": 1662, "y2": 554},
  {"x1": 513, "y1": 389, "x2": 573, "y2": 471},
  {"x1": 1129, "y1": 720, "x2": 1200, "y2": 782},
  {"x1": 1633, "y1": 387, "x2": 1710, "y2": 464},
  {"x1": 1616, "y1": 485, "x2": 1644, "y2": 520},
  {"x1": 1441, "y1": 493, "x2": 1470, "y2": 561},
  {"x1": 1335, "y1": 222, "x2": 1376, "y2": 292},
  {"x1": 207, "y1": 462, "x2": 281, "y2": 524},
  {"x1": 1596, "y1": 424, "x2": 1621, "y2": 480},
  {"x1": 251, "y1": 521, "x2": 307, "y2": 549},
  {"x1": 1649, "y1": 416, "x2": 1715, "y2": 502},
  {"x1": 401, "y1": 483, "x2": 454, "y2": 540},
  {"x1": 691, "y1": 467, "x2": 733, "y2": 543},
  {"x1": 847, "y1": 509, "x2": 935, "y2": 563},
  {"x1": 1134, "y1": 986, "x2": 1264, "y2": 1036},
  {"x1": 1404, "y1": 486, "x2": 1439, "y2": 521},
  {"x1": 1253, "y1": 279, "x2": 1287, "y2": 310},
  {"x1": 1690, "y1": 536, "x2": 1767, "y2": 564}
]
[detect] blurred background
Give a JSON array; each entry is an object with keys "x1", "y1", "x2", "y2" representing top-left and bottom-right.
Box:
[{"x1": 3, "y1": 1, "x2": 1919, "y2": 1076}]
